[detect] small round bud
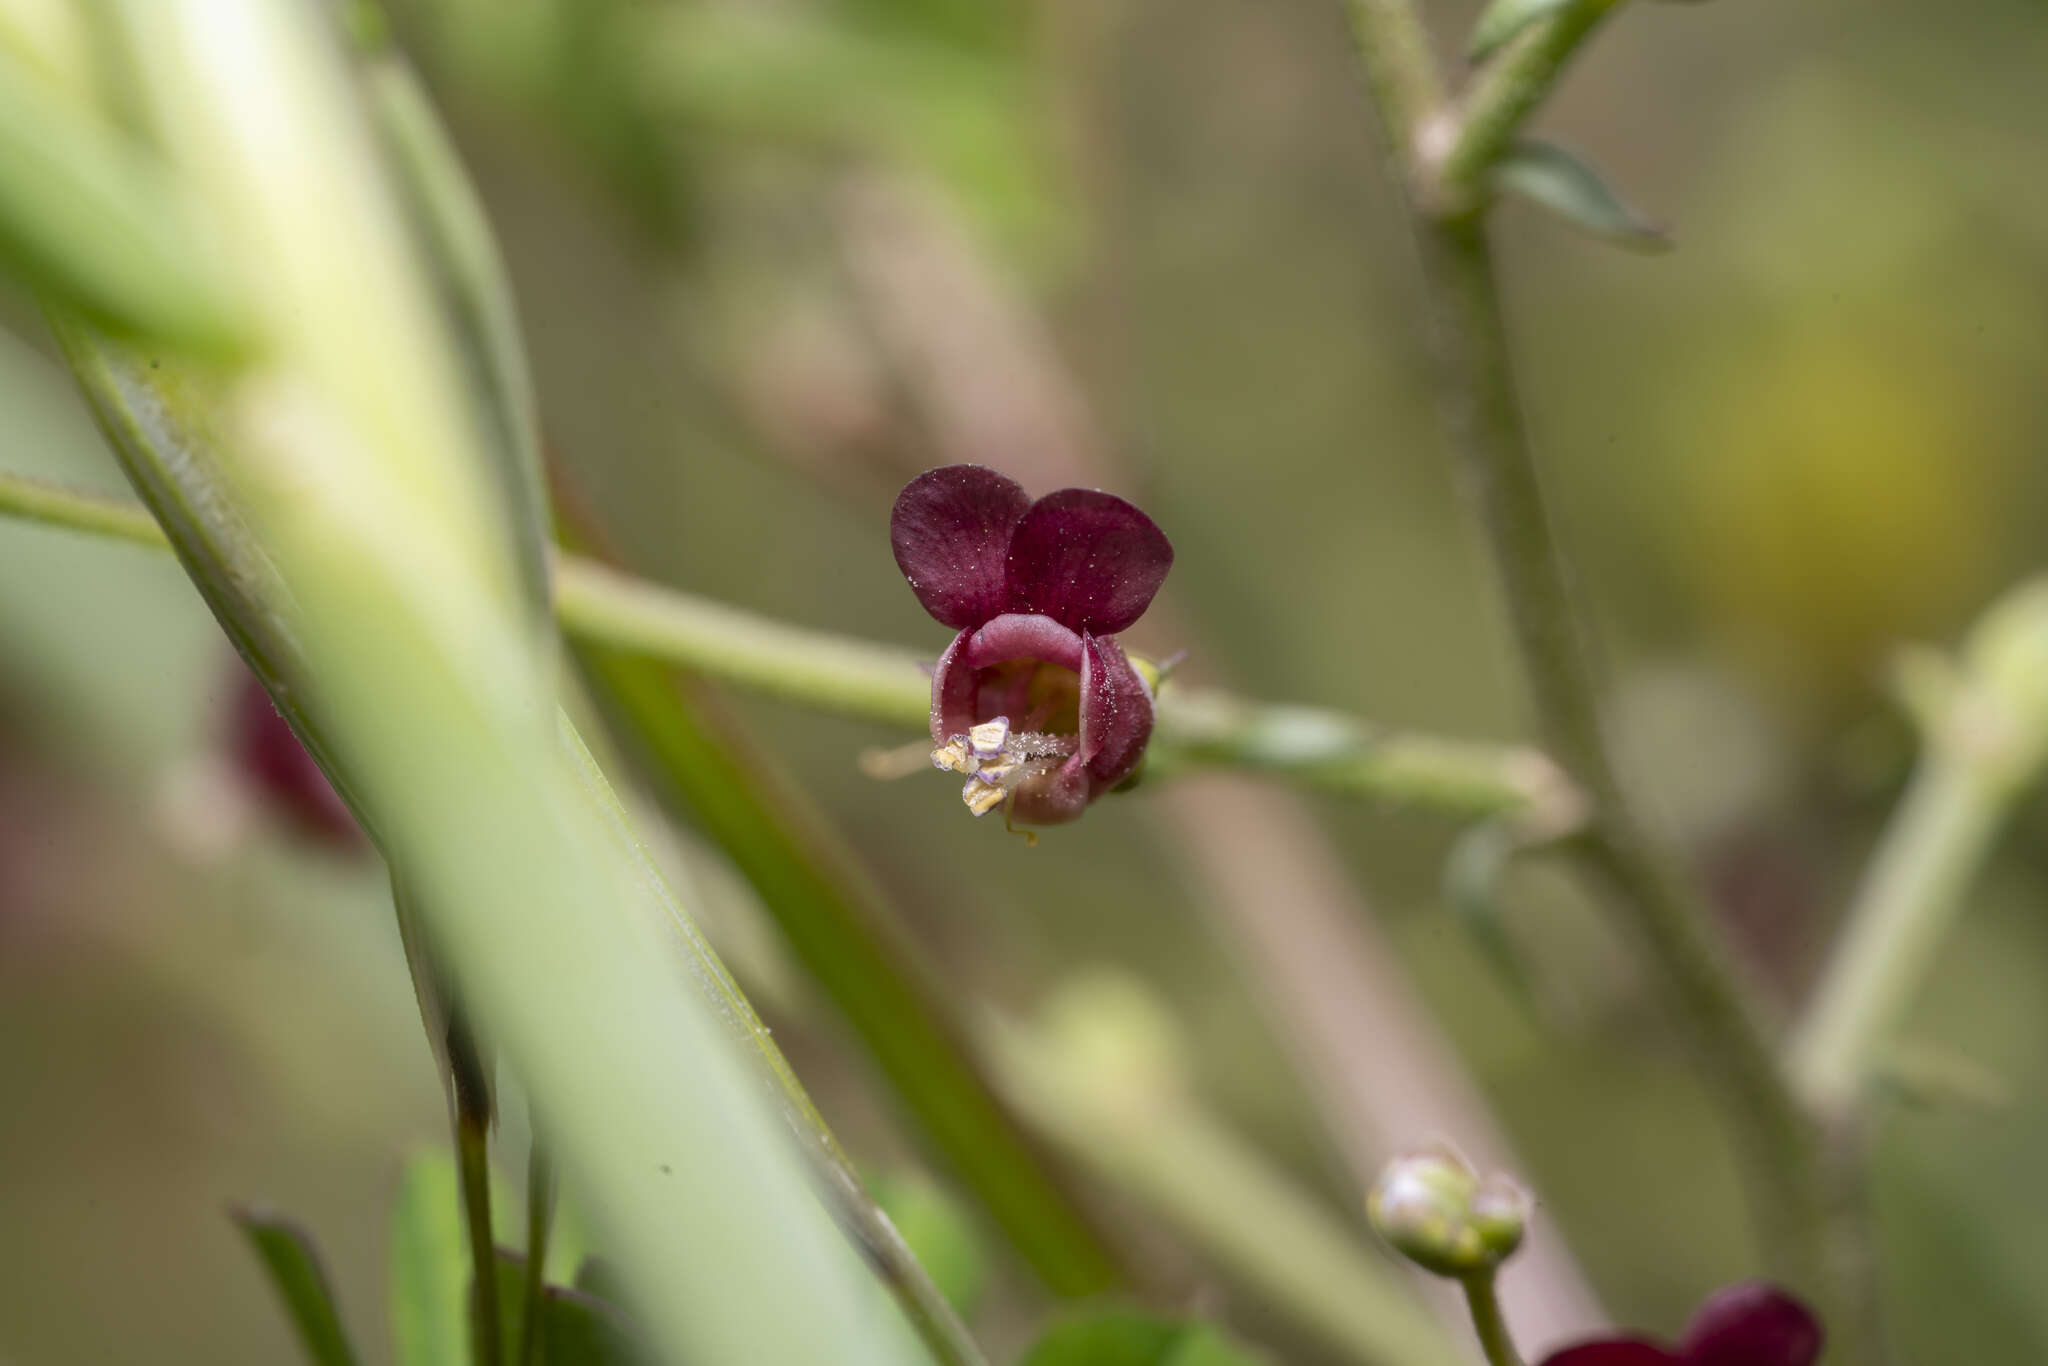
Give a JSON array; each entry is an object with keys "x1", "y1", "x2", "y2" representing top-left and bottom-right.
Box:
[{"x1": 1368, "y1": 1145, "x2": 1530, "y2": 1278}]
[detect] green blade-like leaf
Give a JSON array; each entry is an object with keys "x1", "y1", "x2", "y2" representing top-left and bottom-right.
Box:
[
  {"x1": 496, "y1": 1251, "x2": 647, "y2": 1365},
  {"x1": 1018, "y1": 1310, "x2": 1266, "y2": 1366},
  {"x1": 233, "y1": 1207, "x2": 364, "y2": 1366},
  {"x1": 1492, "y1": 139, "x2": 1671, "y2": 252},
  {"x1": 389, "y1": 1152, "x2": 471, "y2": 1366},
  {"x1": 1467, "y1": 0, "x2": 1571, "y2": 59}
]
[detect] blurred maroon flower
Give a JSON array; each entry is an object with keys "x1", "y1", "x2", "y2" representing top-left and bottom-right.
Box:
[
  {"x1": 1540, "y1": 1283, "x2": 1822, "y2": 1366},
  {"x1": 230, "y1": 668, "x2": 362, "y2": 850},
  {"x1": 891, "y1": 464, "x2": 1172, "y2": 825}
]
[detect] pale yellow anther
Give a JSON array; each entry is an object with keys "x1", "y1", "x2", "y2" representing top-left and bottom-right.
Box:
[
  {"x1": 931, "y1": 736, "x2": 976, "y2": 774},
  {"x1": 962, "y1": 777, "x2": 1008, "y2": 816},
  {"x1": 968, "y1": 716, "x2": 1012, "y2": 757}
]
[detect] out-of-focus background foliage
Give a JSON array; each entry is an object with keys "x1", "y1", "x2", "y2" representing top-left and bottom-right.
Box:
[{"x1": 3, "y1": 0, "x2": 2046, "y2": 1361}]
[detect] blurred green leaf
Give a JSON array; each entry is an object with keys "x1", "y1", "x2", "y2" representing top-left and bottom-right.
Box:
[
  {"x1": 0, "y1": 46, "x2": 246, "y2": 350},
  {"x1": 872, "y1": 1170, "x2": 989, "y2": 1319},
  {"x1": 1018, "y1": 1310, "x2": 1265, "y2": 1366},
  {"x1": 1467, "y1": 0, "x2": 1570, "y2": 60},
  {"x1": 1492, "y1": 139, "x2": 1671, "y2": 252},
  {"x1": 494, "y1": 1250, "x2": 645, "y2": 1365},
  {"x1": 233, "y1": 1207, "x2": 364, "y2": 1366},
  {"x1": 389, "y1": 1152, "x2": 471, "y2": 1366}
]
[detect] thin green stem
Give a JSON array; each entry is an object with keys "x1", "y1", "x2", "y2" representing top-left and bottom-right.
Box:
[
  {"x1": 518, "y1": 1140, "x2": 555, "y2": 1366},
  {"x1": 0, "y1": 467, "x2": 167, "y2": 546},
  {"x1": 1327, "y1": 0, "x2": 1851, "y2": 1321},
  {"x1": 1459, "y1": 1273, "x2": 1524, "y2": 1366},
  {"x1": 1789, "y1": 759, "x2": 2008, "y2": 1116},
  {"x1": 1409, "y1": 211, "x2": 1835, "y2": 1307},
  {"x1": 454, "y1": 1092, "x2": 502, "y2": 1366},
  {"x1": 1338, "y1": 0, "x2": 1447, "y2": 167},
  {"x1": 1431, "y1": 0, "x2": 1629, "y2": 213},
  {"x1": 0, "y1": 466, "x2": 1566, "y2": 820}
]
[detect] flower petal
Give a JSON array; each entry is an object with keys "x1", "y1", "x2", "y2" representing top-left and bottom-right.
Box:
[
  {"x1": 1679, "y1": 1283, "x2": 1822, "y2": 1366},
  {"x1": 1537, "y1": 1341, "x2": 1677, "y2": 1366},
  {"x1": 891, "y1": 465, "x2": 1032, "y2": 629},
  {"x1": 1010, "y1": 762, "x2": 1091, "y2": 826},
  {"x1": 929, "y1": 627, "x2": 978, "y2": 741},
  {"x1": 1006, "y1": 488, "x2": 1173, "y2": 635},
  {"x1": 1079, "y1": 633, "x2": 1152, "y2": 787},
  {"x1": 962, "y1": 612, "x2": 1086, "y2": 673}
]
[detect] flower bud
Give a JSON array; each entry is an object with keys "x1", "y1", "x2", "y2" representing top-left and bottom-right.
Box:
[{"x1": 1368, "y1": 1144, "x2": 1529, "y2": 1278}]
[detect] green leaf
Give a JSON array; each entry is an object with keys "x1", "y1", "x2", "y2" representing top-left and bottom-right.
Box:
[
  {"x1": 496, "y1": 1250, "x2": 647, "y2": 1365},
  {"x1": 1492, "y1": 139, "x2": 1672, "y2": 252},
  {"x1": 388, "y1": 1151, "x2": 472, "y2": 1366},
  {"x1": 1467, "y1": 0, "x2": 1571, "y2": 59},
  {"x1": 1017, "y1": 1310, "x2": 1265, "y2": 1366},
  {"x1": 232, "y1": 1207, "x2": 364, "y2": 1366}
]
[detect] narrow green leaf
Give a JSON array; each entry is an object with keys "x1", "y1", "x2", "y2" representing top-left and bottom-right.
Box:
[
  {"x1": 1492, "y1": 139, "x2": 1672, "y2": 251},
  {"x1": 389, "y1": 1152, "x2": 470, "y2": 1366},
  {"x1": 1018, "y1": 1310, "x2": 1265, "y2": 1366},
  {"x1": 1467, "y1": 0, "x2": 1571, "y2": 59},
  {"x1": 495, "y1": 1250, "x2": 646, "y2": 1365},
  {"x1": 0, "y1": 47, "x2": 246, "y2": 350},
  {"x1": 232, "y1": 1207, "x2": 364, "y2": 1366}
]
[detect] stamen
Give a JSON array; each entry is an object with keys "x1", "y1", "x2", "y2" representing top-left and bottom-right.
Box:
[
  {"x1": 931, "y1": 735, "x2": 976, "y2": 774},
  {"x1": 968, "y1": 716, "x2": 1012, "y2": 759},
  {"x1": 962, "y1": 776, "x2": 1008, "y2": 816}
]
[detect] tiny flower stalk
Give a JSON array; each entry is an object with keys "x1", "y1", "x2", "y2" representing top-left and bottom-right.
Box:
[{"x1": 891, "y1": 464, "x2": 1173, "y2": 825}]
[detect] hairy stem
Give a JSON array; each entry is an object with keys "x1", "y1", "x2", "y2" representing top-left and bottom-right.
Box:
[
  {"x1": 1412, "y1": 207, "x2": 1833, "y2": 1307},
  {"x1": 1336, "y1": 0, "x2": 1850, "y2": 1326},
  {"x1": 0, "y1": 466, "x2": 1564, "y2": 819}
]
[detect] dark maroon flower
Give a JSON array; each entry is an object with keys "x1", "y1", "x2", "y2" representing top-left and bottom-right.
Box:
[
  {"x1": 891, "y1": 464, "x2": 1172, "y2": 825},
  {"x1": 1540, "y1": 1283, "x2": 1822, "y2": 1366},
  {"x1": 229, "y1": 667, "x2": 362, "y2": 850}
]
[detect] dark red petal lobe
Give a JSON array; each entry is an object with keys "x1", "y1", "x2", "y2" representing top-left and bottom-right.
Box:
[
  {"x1": 1006, "y1": 488, "x2": 1173, "y2": 635},
  {"x1": 1679, "y1": 1283, "x2": 1822, "y2": 1366},
  {"x1": 928, "y1": 627, "x2": 991, "y2": 742},
  {"x1": 1078, "y1": 633, "x2": 1152, "y2": 787},
  {"x1": 892, "y1": 465, "x2": 1032, "y2": 629},
  {"x1": 1537, "y1": 1340, "x2": 1679, "y2": 1366}
]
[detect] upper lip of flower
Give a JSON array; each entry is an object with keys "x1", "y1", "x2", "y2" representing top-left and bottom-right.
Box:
[
  {"x1": 889, "y1": 464, "x2": 1173, "y2": 638},
  {"x1": 891, "y1": 464, "x2": 1173, "y2": 824}
]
